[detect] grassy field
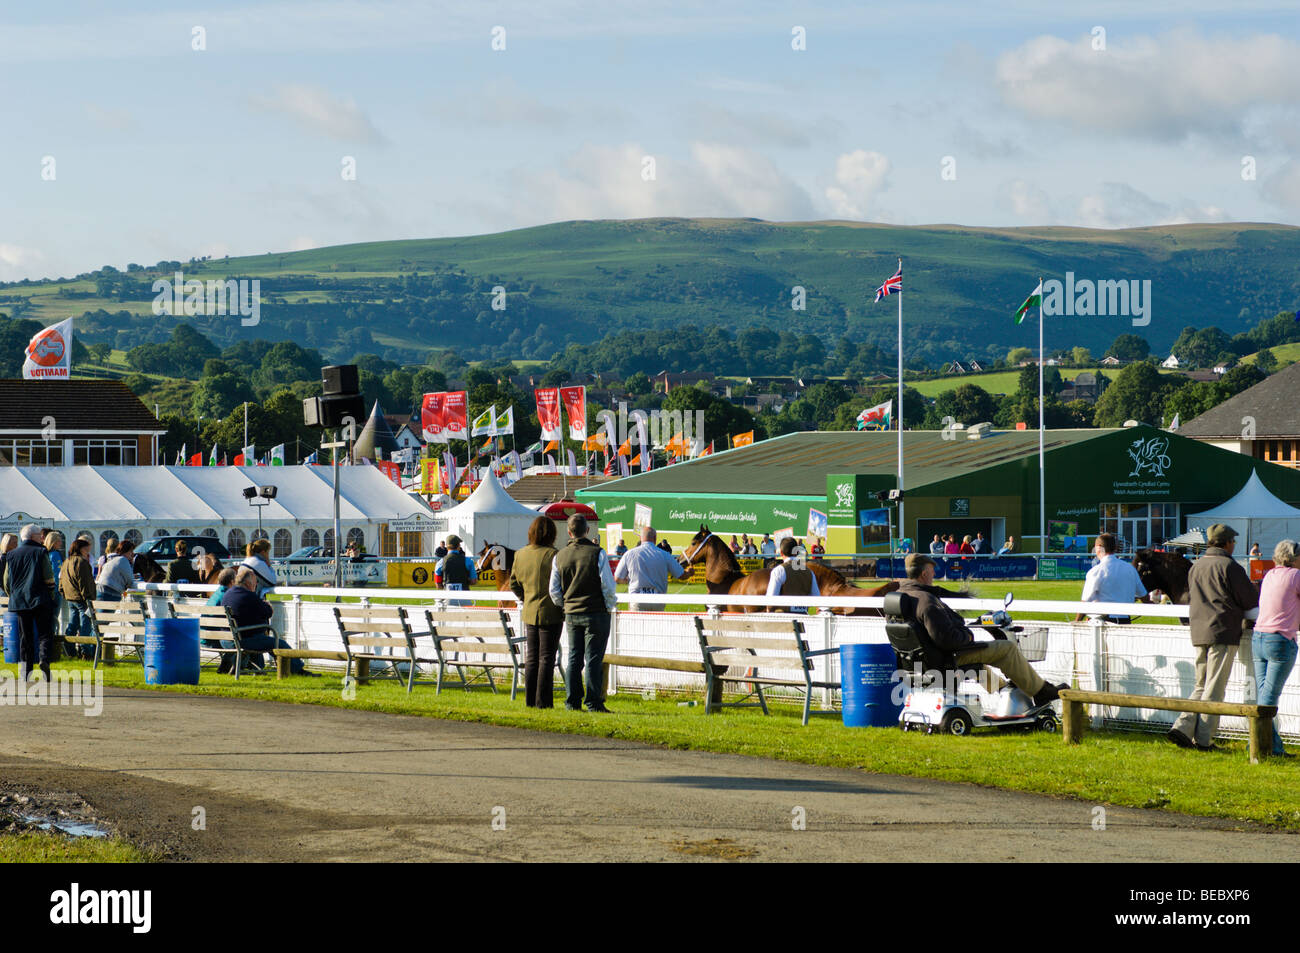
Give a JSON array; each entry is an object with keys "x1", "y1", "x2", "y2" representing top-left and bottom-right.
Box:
[
  {"x1": 908, "y1": 366, "x2": 1186, "y2": 399},
  {"x1": 1242, "y1": 341, "x2": 1300, "y2": 366},
  {"x1": 0, "y1": 831, "x2": 150, "y2": 863},
  {"x1": 5, "y1": 651, "x2": 1292, "y2": 832}
]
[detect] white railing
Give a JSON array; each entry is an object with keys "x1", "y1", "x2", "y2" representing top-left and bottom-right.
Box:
[{"x1": 127, "y1": 583, "x2": 1290, "y2": 742}]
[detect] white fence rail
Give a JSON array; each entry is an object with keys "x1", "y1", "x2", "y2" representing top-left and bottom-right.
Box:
[{"x1": 130, "y1": 584, "x2": 1292, "y2": 742}]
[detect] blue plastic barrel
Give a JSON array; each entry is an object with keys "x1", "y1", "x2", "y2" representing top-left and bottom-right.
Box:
[
  {"x1": 2, "y1": 612, "x2": 21, "y2": 663},
  {"x1": 144, "y1": 617, "x2": 201, "y2": 685},
  {"x1": 840, "y1": 643, "x2": 903, "y2": 727}
]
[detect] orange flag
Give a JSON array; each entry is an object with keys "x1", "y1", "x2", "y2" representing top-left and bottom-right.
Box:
[
  {"x1": 630, "y1": 452, "x2": 641, "y2": 466},
  {"x1": 544, "y1": 439, "x2": 559, "y2": 453},
  {"x1": 732, "y1": 431, "x2": 754, "y2": 447},
  {"x1": 617, "y1": 439, "x2": 631, "y2": 456}
]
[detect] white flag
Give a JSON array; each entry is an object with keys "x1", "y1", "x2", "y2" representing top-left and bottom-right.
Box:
[{"x1": 23, "y1": 317, "x2": 73, "y2": 380}]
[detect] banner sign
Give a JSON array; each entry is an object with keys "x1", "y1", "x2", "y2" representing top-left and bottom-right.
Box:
[
  {"x1": 23, "y1": 317, "x2": 72, "y2": 380},
  {"x1": 421, "y1": 392, "x2": 446, "y2": 443},
  {"x1": 806, "y1": 508, "x2": 828, "y2": 542},
  {"x1": 375, "y1": 460, "x2": 402, "y2": 486},
  {"x1": 535, "y1": 387, "x2": 562, "y2": 441},
  {"x1": 442, "y1": 391, "x2": 468, "y2": 440},
  {"x1": 1037, "y1": 555, "x2": 1093, "y2": 580},
  {"x1": 633, "y1": 503, "x2": 652, "y2": 529},
  {"x1": 560, "y1": 385, "x2": 587, "y2": 441}
]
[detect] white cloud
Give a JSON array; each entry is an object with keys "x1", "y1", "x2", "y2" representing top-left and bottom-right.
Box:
[
  {"x1": 998, "y1": 179, "x2": 1055, "y2": 221},
  {"x1": 995, "y1": 29, "x2": 1300, "y2": 142},
  {"x1": 0, "y1": 243, "x2": 47, "y2": 282},
  {"x1": 249, "y1": 83, "x2": 386, "y2": 143},
  {"x1": 823, "y1": 150, "x2": 890, "y2": 220},
  {"x1": 1074, "y1": 183, "x2": 1230, "y2": 228},
  {"x1": 287, "y1": 236, "x2": 322, "y2": 251}
]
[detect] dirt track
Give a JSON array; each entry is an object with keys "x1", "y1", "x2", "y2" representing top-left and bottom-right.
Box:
[{"x1": 2, "y1": 688, "x2": 1296, "y2": 862}]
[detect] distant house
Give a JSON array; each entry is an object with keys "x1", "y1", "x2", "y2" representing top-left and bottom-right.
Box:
[
  {"x1": 656, "y1": 371, "x2": 715, "y2": 393},
  {"x1": 947, "y1": 361, "x2": 967, "y2": 375},
  {"x1": 383, "y1": 415, "x2": 424, "y2": 451},
  {"x1": 1213, "y1": 362, "x2": 1234, "y2": 375},
  {"x1": 1100, "y1": 355, "x2": 1122, "y2": 366},
  {"x1": 1181, "y1": 369, "x2": 1222, "y2": 384},
  {"x1": 741, "y1": 393, "x2": 785, "y2": 413},
  {"x1": 745, "y1": 376, "x2": 799, "y2": 397},
  {"x1": 1059, "y1": 371, "x2": 1102, "y2": 404},
  {"x1": 968, "y1": 360, "x2": 983, "y2": 372},
  {"x1": 1161, "y1": 355, "x2": 1180, "y2": 369},
  {"x1": 0, "y1": 379, "x2": 165, "y2": 466},
  {"x1": 1178, "y1": 361, "x2": 1300, "y2": 468}
]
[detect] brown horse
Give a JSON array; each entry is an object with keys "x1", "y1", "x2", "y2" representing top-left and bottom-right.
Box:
[
  {"x1": 476, "y1": 542, "x2": 515, "y2": 590},
  {"x1": 681, "y1": 525, "x2": 897, "y2": 614},
  {"x1": 132, "y1": 551, "x2": 167, "y2": 584},
  {"x1": 1133, "y1": 548, "x2": 1193, "y2": 606}
]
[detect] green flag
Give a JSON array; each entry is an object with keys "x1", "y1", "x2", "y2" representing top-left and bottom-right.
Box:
[{"x1": 1014, "y1": 280, "x2": 1043, "y2": 325}]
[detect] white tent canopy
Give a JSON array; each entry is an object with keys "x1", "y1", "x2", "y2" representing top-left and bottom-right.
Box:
[
  {"x1": 431, "y1": 470, "x2": 540, "y2": 552},
  {"x1": 1186, "y1": 470, "x2": 1300, "y2": 558},
  {"x1": 0, "y1": 465, "x2": 434, "y2": 558}
]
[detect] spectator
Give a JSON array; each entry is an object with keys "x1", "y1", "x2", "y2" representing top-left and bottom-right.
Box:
[
  {"x1": 615, "y1": 526, "x2": 687, "y2": 611},
  {"x1": 165, "y1": 539, "x2": 201, "y2": 586},
  {"x1": 929, "y1": 534, "x2": 945, "y2": 556},
  {"x1": 898, "y1": 552, "x2": 1064, "y2": 706},
  {"x1": 548, "y1": 514, "x2": 617, "y2": 713},
  {"x1": 1168, "y1": 524, "x2": 1258, "y2": 751},
  {"x1": 434, "y1": 535, "x2": 477, "y2": 590},
  {"x1": 765, "y1": 537, "x2": 820, "y2": 613},
  {"x1": 433, "y1": 538, "x2": 449, "y2": 561},
  {"x1": 1252, "y1": 538, "x2": 1300, "y2": 757},
  {"x1": 998, "y1": 536, "x2": 1015, "y2": 556},
  {"x1": 759, "y1": 533, "x2": 776, "y2": 559},
  {"x1": 945, "y1": 535, "x2": 961, "y2": 555},
  {"x1": 959, "y1": 535, "x2": 975, "y2": 555},
  {"x1": 973, "y1": 532, "x2": 988, "y2": 555},
  {"x1": 1250, "y1": 542, "x2": 1262, "y2": 559},
  {"x1": 59, "y1": 535, "x2": 97, "y2": 661},
  {"x1": 614, "y1": 538, "x2": 628, "y2": 558},
  {"x1": 241, "y1": 538, "x2": 278, "y2": 596},
  {"x1": 95, "y1": 538, "x2": 117, "y2": 575},
  {"x1": 221, "y1": 567, "x2": 317, "y2": 676},
  {"x1": 1076, "y1": 533, "x2": 1150, "y2": 624},
  {"x1": 345, "y1": 540, "x2": 369, "y2": 588},
  {"x1": 507, "y1": 516, "x2": 565, "y2": 708},
  {"x1": 810, "y1": 538, "x2": 825, "y2": 561},
  {"x1": 0, "y1": 533, "x2": 17, "y2": 587},
  {"x1": 656, "y1": 538, "x2": 672, "y2": 554},
  {"x1": 729, "y1": 535, "x2": 741, "y2": 555},
  {"x1": 2, "y1": 525, "x2": 56, "y2": 681},
  {"x1": 741, "y1": 536, "x2": 758, "y2": 556},
  {"x1": 196, "y1": 553, "x2": 224, "y2": 584},
  {"x1": 44, "y1": 531, "x2": 65, "y2": 635},
  {"x1": 206, "y1": 566, "x2": 240, "y2": 674},
  {"x1": 95, "y1": 539, "x2": 137, "y2": 602}
]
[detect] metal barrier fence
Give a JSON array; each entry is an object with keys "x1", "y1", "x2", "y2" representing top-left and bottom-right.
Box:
[{"x1": 130, "y1": 584, "x2": 1292, "y2": 742}]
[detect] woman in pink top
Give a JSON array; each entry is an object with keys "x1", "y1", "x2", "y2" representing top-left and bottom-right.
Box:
[
  {"x1": 944, "y1": 536, "x2": 960, "y2": 555},
  {"x1": 1253, "y1": 538, "x2": 1300, "y2": 757}
]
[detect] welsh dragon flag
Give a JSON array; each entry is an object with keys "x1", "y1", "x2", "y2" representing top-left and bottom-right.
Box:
[
  {"x1": 856, "y1": 399, "x2": 892, "y2": 431},
  {"x1": 1014, "y1": 280, "x2": 1043, "y2": 326}
]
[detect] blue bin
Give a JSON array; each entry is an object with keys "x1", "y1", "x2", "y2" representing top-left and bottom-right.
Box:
[
  {"x1": 144, "y1": 617, "x2": 201, "y2": 685},
  {"x1": 840, "y1": 643, "x2": 903, "y2": 727},
  {"x1": 3, "y1": 612, "x2": 21, "y2": 664}
]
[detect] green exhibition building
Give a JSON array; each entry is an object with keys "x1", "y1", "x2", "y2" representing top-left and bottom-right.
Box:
[{"x1": 577, "y1": 425, "x2": 1300, "y2": 555}]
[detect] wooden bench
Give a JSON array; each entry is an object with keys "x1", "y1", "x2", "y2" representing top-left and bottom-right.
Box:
[
  {"x1": 168, "y1": 598, "x2": 272, "y2": 678},
  {"x1": 600, "y1": 654, "x2": 709, "y2": 698},
  {"x1": 694, "y1": 616, "x2": 838, "y2": 726},
  {"x1": 333, "y1": 605, "x2": 428, "y2": 692},
  {"x1": 67, "y1": 598, "x2": 148, "y2": 669},
  {"x1": 1060, "y1": 689, "x2": 1280, "y2": 764},
  {"x1": 424, "y1": 608, "x2": 523, "y2": 697}
]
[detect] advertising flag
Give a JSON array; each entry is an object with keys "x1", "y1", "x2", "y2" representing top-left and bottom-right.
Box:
[
  {"x1": 442, "y1": 391, "x2": 469, "y2": 440},
  {"x1": 566, "y1": 449, "x2": 579, "y2": 475},
  {"x1": 618, "y1": 455, "x2": 630, "y2": 477},
  {"x1": 22, "y1": 317, "x2": 73, "y2": 380},
  {"x1": 560, "y1": 385, "x2": 587, "y2": 441},
  {"x1": 208, "y1": 443, "x2": 218, "y2": 466},
  {"x1": 241, "y1": 444, "x2": 255, "y2": 465},
  {"x1": 188, "y1": 452, "x2": 203, "y2": 466},
  {"x1": 634, "y1": 414, "x2": 651, "y2": 471},
  {"x1": 421, "y1": 392, "x2": 447, "y2": 443},
  {"x1": 495, "y1": 405, "x2": 514, "y2": 436},
  {"x1": 534, "y1": 387, "x2": 563, "y2": 441},
  {"x1": 471, "y1": 404, "x2": 496, "y2": 437},
  {"x1": 376, "y1": 460, "x2": 402, "y2": 485},
  {"x1": 270, "y1": 444, "x2": 285, "y2": 466},
  {"x1": 732, "y1": 431, "x2": 754, "y2": 447}
]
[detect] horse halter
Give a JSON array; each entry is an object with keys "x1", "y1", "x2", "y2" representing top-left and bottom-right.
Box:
[{"x1": 683, "y1": 533, "x2": 717, "y2": 564}]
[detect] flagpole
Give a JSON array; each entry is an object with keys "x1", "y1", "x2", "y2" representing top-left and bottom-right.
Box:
[
  {"x1": 1038, "y1": 274, "x2": 1045, "y2": 557},
  {"x1": 896, "y1": 257, "x2": 904, "y2": 555}
]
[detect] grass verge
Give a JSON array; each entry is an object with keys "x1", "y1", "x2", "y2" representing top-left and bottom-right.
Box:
[
  {"x1": 9, "y1": 659, "x2": 1297, "y2": 832},
  {"x1": 0, "y1": 830, "x2": 151, "y2": 863}
]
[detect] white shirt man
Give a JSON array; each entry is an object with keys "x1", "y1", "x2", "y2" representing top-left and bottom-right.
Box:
[
  {"x1": 765, "y1": 538, "x2": 821, "y2": 612},
  {"x1": 759, "y1": 535, "x2": 776, "y2": 558},
  {"x1": 614, "y1": 527, "x2": 687, "y2": 611},
  {"x1": 1080, "y1": 534, "x2": 1148, "y2": 622}
]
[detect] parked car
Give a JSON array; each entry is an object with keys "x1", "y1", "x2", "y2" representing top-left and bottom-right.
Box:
[
  {"x1": 137, "y1": 536, "x2": 231, "y2": 561},
  {"x1": 284, "y1": 546, "x2": 376, "y2": 563}
]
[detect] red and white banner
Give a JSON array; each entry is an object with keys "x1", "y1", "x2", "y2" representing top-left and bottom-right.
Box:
[
  {"x1": 376, "y1": 460, "x2": 402, "y2": 485},
  {"x1": 23, "y1": 317, "x2": 72, "y2": 380},
  {"x1": 421, "y1": 392, "x2": 446, "y2": 443},
  {"x1": 442, "y1": 391, "x2": 469, "y2": 440},
  {"x1": 560, "y1": 385, "x2": 586, "y2": 441},
  {"x1": 535, "y1": 387, "x2": 563, "y2": 441}
]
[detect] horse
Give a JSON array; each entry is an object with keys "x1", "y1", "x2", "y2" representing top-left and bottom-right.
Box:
[
  {"x1": 476, "y1": 542, "x2": 515, "y2": 590},
  {"x1": 132, "y1": 551, "x2": 167, "y2": 584},
  {"x1": 1133, "y1": 548, "x2": 1192, "y2": 607},
  {"x1": 681, "y1": 524, "x2": 897, "y2": 615}
]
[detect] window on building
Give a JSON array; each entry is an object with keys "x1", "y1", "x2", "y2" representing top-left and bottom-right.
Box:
[
  {"x1": 228, "y1": 528, "x2": 247, "y2": 555},
  {"x1": 178, "y1": 528, "x2": 194, "y2": 537},
  {"x1": 124, "y1": 528, "x2": 143, "y2": 547},
  {"x1": 251, "y1": 528, "x2": 269, "y2": 544},
  {"x1": 1099, "y1": 503, "x2": 1179, "y2": 551},
  {"x1": 200, "y1": 528, "x2": 218, "y2": 538},
  {"x1": 70, "y1": 439, "x2": 137, "y2": 466},
  {"x1": 302, "y1": 528, "x2": 320, "y2": 550},
  {"x1": 0, "y1": 440, "x2": 63, "y2": 467},
  {"x1": 153, "y1": 528, "x2": 169, "y2": 537},
  {"x1": 99, "y1": 532, "x2": 119, "y2": 557},
  {"x1": 323, "y1": 529, "x2": 335, "y2": 553},
  {"x1": 273, "y1": 528, "x2": 292, "y2": 558},
  {"x1": 346, "y1": 527, "x2": 365, "y2": 553}
]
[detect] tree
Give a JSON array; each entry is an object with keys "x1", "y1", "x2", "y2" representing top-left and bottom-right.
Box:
[
  {"x1": 1255, "y1": 348, "x2": 1279, "y2": 374},
  {"x1": 1094, "y1": 362, "x2": 1182, "y2": 427},
  {"x1": 934, "y1": 384, "x2": 997, "y2": 426},
  {"x1": 624, "y1": 371, "x2": 651, "y2": 396},
  {"x1": 1007, "y1": 346, "x2": 1033, "y2": 365},
  {"x1": 1106, "y1": 333, "x2": 1150, "y2": 362},
  {"x1": 191, "y1": 372, "x2": 255, "y2": 420},
  {"x1": 1017, "y1": 364, "x2": 1063, "y2": 396},
  {"x1": 1071, "y1": 346, "x2": 1092, "y2": 366},
  {"x1": 1219, "y1": 363, "x2": 1266, "y2": 396}
]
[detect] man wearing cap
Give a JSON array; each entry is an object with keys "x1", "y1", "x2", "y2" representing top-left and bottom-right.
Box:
[
  {"x1": 1168, "y1": 524, "x2": 1258, "y2": 751},
  {"x1": 898, "y1": 552, "x2": 1065, "y2": 707},
  {"x1": 435, "y1": 535, "x2": 477, "y2": 590},
  {"x1": 614, "y1": 526, "x2": 686, "y2": 611}
]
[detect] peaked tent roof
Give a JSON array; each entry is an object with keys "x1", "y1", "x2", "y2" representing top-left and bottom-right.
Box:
[
  {"x1": 430, "y1": 470, "x2": 543, "y2": 550},
  {"x1": 353, "y1": 400, "x2": 402, "y2": 461},
  {"x1": 438, "y1": 469, "x2": 542, "y2": 519},
  {"x1": 1188, "y1": 470, "x2": 1300, "y2": 521},
  {"x1": 1178, "y1": 361, "x2": 1300, "y2": 438}
]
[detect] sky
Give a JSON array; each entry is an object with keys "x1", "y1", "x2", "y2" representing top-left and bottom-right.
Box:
[{"x1": 1, "y1": 0, "x2": 1298, "y2": 281}]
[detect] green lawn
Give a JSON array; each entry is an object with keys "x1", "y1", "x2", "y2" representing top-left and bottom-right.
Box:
[
  {"x1": 9, "y1": 657, "x2": 1295, "y2": 831},
  {"x1": 0, "y1": 831, "x2": 149, "y2": 863}
]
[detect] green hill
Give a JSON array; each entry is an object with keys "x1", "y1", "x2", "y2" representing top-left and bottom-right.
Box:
[{"x1": 3, "y1": 218, "x2": 1298, "y2": 366}]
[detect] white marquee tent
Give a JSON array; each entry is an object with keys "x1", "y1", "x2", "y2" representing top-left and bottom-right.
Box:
[
  {"x1": 430, "y1": 470, "x2": 541, "y2": 552},
  {"x1": 0, "y1": 465, "x2": 435, "y2": 558},
  {"x1": 1186, "y1": 470, "x2": 1300, "y2": 558}
]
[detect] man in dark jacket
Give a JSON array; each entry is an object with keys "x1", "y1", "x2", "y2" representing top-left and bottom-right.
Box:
[
  {"x1": 897, "y1": 553, "x2": 1063, "y2": 706},
  {"x1": 59, "y1": 535, "x2": 98, "y2": 660},
  {"x1": 221, "y1": 568, "x2": 316, "y2": 676},
  {"x1": 165, "y1": 539, "x2": 201, "y2": 585},
  {"x1": 3, "y1": 524, "x2": 57, "y2": 681},
  {"x1": 1168, "y1": 524, "x2": 1258, "y2": 751},
  {"x1": 548, "y1": 514, "x2": 617, "y2": 712}
]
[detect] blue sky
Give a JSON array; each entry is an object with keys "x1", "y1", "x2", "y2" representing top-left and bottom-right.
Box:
[{"x1": 2, "y1": 0, "x2": 1298, "y2": 281}]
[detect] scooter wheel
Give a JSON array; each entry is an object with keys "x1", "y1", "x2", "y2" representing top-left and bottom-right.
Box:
[
  {"x1": 940, "y1": 709, "x2": 973, "y2": 736},
  {"x1": 1037, "y1": 714, "x2": 1059, "y2": 733}
]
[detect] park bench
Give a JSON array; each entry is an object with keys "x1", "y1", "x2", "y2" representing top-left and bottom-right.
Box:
[
  {"x1": 694, "y1": 616, "x2": 838, "y2": 726},
  {"x1": 332, "y1": 604, "x2": 428, "y2": 692},
  {"x1": 1059, "y1": 688, "x2": 1280, "y2": 764},
  {"x1": 69, "y1": 597, "x2": 148, "y2": 669},
  {"x1": 600, "y1": 653, "x2": 709, "y2": 698},
  {"x1": 423, "y1": 607, "x2": 523, "y2": 697},
  {"x1": 167, "y1": 597, "x2": 274, "y2": 678}
]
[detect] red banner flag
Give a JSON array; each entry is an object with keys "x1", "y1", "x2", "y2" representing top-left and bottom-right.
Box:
[
  {"x1": 534, "y1": 387, "x2": 562, "y2": 441},
  {"x1": 421, "y1": 392, "x2": 446, "y2": 443},
  {"x1": 442, "y1": 391, "x2": 469, "y2": 441},
  {"x1": 560, "y1": 385, "x2": 586, "y2": 441},
  {"x1": 376, "y1": 460, "x2": 402, "y2": 486}
]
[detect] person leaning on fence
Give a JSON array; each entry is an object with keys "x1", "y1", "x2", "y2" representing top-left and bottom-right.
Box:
[
  {"x1": 1167, "y1": 524, "x2": 1259, "y2": 752},
  {"x1": 615, "y1": 526, "x2": 687, "y2": 611},
  {"x1": 1076, "y1": 532, "x2": 1151, "y2": 624},
  {"x1": 165, "y1": 539, "x2": 201, "y2": 586},
  {"x1": 241, "y1": 538, "x2": 278, "y2": 596},
  {"x1": 1251, "y1": 538, "x2": 1300, "y2": 757},
  {"x1": 221, "y1": 567, "x2": 318, "y2": 677},
  {"x1": 548, "y1": 513, "x2": 617, "y2": 713},
  {"x1": 507, "y1": 516, "x2": 565, "y2": 708},
  {"x1": 59, "y1": 535, "x2": 98, "y2": 660},
  {"x1": 929, "y1": 534, "x2": 945, "y2": 556},
  {"x1": 997, "y1": 536, "x2": 1015, "y2": 556},
  {"x1": 96, "y1": 539, "x2": 136, "y2": 602},
  {"x1": 765, "y1": 537, "x2": 820, "y2": 612},
  {"x1": 3, "y1": 525, "x2": 57, "y2": 681},
  {"x1": 898, "y1": 552, "x2": 1066, "y2": 707}
]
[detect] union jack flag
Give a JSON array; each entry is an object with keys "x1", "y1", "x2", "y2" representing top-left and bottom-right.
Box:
[{"x1": 874, "y1": 262, "x2": 902, "y2": 302}]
